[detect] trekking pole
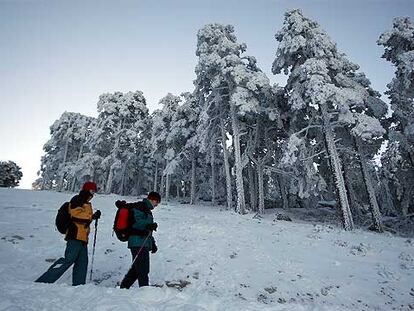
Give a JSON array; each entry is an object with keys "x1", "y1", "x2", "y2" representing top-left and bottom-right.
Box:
[
  {"x1": 129, "y1": 231, "x2": 152, "y2": 269},
  {"x1": 89, "y1": 219, "x2": 99, "y2": 282}
]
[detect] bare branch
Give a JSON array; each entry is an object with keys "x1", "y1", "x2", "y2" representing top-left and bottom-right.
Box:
[
  {"x1": 264, "y1": 166, "x2": 298, "y2": 179},
  {"x1": 299, "y1": 149, "x2": 327, "y2": 161}
]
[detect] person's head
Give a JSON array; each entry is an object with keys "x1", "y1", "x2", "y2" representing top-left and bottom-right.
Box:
[
  {"x1": 147, "y1": 191, "x2": 161, "y2": 207},
  {"x1": 81, "y1": 181, "x2": 97, "y2": 201}
]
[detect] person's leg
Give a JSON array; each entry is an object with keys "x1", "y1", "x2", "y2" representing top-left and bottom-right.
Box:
[
  {"x1": 72, "y1": 242, "x2": 88, "y2": 286},
  {"x1": 136, "y1": 248, "x2": 150, "y2": 287},
  {"x1": 35, "y1": 240, "x2": 81, "y2": 283},
  {"x1": 120, "y1": 248, "x2": 140, "y2": 289}
]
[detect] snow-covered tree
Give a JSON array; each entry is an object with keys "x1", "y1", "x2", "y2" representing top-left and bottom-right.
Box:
[
  {"x1": 195, "y1": 23, "x2": 271, "y2": 214},
  {"x1": 378, "y1": 17, "x2": 414, "y2": 216},
  {"x1": 165, "y1": 92, "x2": 203, "y2": 204},
  {"x1": 195, "y1": 85, "x2": 233, "y2": 209},
  {"x1": 37, "y1": 112, "x2": 96, "y2": 190},
  {"x1": 0, "y1": 161, "x2": 23, "y2": 188},
  {"x1": 272, "y1": 9, "x2": 387, "y2": 230},
  {"x1": 90, "y1": 91, "x2": 149, "y2": 194},
  {"x1": 150, "y1": 93, "x2": 181, "y2": 200},
  {"x1": 243, "y1": 83, "x2": 285, "y2": 214}
]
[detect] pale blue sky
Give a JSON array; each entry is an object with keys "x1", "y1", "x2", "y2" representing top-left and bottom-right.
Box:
[{"x1": 0, "y1": 0, "x2": 412, "y2": 188}]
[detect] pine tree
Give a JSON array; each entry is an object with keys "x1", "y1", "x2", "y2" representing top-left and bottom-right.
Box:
[
  {"x1": 38, "y1": 112, "x2": 95, "y2": 190},
  {"x1": 0, "y1": 161, "x2": 23, "y2": 188},
  {"x1": 166, "y1": 92, "x2": 203, "y2": 204},
  {"x1": 195, "y1": 23, "x2": 270, "y2": 214},
  {"x1": 378, "y1": 16, "x2": 414, "y2": 216},
  {"x1": 272, "y1": 9, "x2": 387, "y2": 230},
  {"x1": 91, "y1": 91, "x2": 149, "y2": 194},
  {"x1": 150, "y1": 93, "x2": 181, "y2": 200}
]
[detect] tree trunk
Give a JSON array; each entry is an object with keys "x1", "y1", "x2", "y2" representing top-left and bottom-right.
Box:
[
  {"x1": 408, "y1": 150, "x2": 414, "y2": 168},
  {"x1": 135, "y1": 174, "x2": 141, "y2": 196},
  {"x1": 381, "y1": 174, "x2": 395, "y2": 215},
  {"x1": 277, "y1": 175, "x2": 289, "y2": 209},
  {"x1": 211, "y1": 146, "x2": 216, "y2": 205},
  {"x1": 70, "y1": 143, "x2": 84, "y2": 192},
  {"x1": 257, "y1": 163, "x2": 265, "y2": 214},
  {"x1": 106, "y1": 121, "x2": 123, "y2": 194},
  {"x1": 120, "y1": 161, "x2": 128, "y2": 196},
  {"x1": 165, "y1": 173, "x2": 170, "y2": 202},
  {"x1": 184, "y1": 181, "x2": 189, "y2": 198},
  {"x1": 70, "y1": 177, "x2": 77, "y2": 193},
  {"x1": 41, "y1": 169, "x2": 49, "y2": 190},
  {"x1": 91, "y1": 168, "x2": 96, "y2": 186},
  {"x1": 58, "y1": 139, "x2": 70, "y2": 191},
  {"x1": 220, "y1": 117, "x2": 232, "y2": 210},
  {"x1": 355, "y1": 138, "x2": 383, "y2": 231},
  {"x1": 320, "y1": 102, "x2": 354, "y2": 230},
  {"x1": 401, "y1": 185, "x2": 414, "y2": 216},
  {"x1": 153, "y1": 161, "x2": 158, "y2": 192},
  {"x1": 160, "y1": 167, "x2": 165, "y2": 198},
  {"x1": 105, "y1": 165, "x2": 114, "y2": 194},
  {"x1": 342, "y1": 162, "x2": 363, "y2": 222},
  {"x1": 230, "y1": 103, "x2": 246, "y2": 214},
  {"x1": 176, "y1": 182, "x2": 180, "y2": 199},
  {"x1": 190, "y1": 153, "x2": 197, "y2": 205},
  {"x1": 248, "y1": 163, "x2": 257, "y2": 211},
  {"x1": 62, "y1": 139, "x2": 69, "y2": 165}
]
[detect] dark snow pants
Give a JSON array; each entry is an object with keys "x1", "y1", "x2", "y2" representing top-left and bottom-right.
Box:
[
  {"x1": 120, "y1": 247, "x2": 150, "y2": 288},
  {"x1": 35, "y1": 239, "x2": 88, "y2": 286}
]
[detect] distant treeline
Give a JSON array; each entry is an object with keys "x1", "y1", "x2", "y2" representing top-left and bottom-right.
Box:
[{"x1": 35, "y1": 10, "x2": 414, "y2": 231}]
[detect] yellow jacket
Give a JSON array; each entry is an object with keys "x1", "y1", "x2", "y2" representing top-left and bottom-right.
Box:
[{"x1": 65, "y1": 191, "x2": 94, "y2": 243}]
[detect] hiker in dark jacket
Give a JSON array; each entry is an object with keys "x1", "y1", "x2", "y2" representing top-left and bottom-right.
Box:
[
  {"x1": 35, "y1": 181, "x2": 101, "y2": 286},
  {"x1": 119, "y1": 191, "x2": 161, "y2": 288}
]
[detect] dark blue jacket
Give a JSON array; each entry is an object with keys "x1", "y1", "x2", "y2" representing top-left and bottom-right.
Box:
[{"x1": 128, "y1": 198, "x2": 155, "y2": 250}]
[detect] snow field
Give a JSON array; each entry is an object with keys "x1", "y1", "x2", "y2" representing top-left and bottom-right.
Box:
[{"x1": 0, "y1": 188, "x2": 413, "y2": 310}]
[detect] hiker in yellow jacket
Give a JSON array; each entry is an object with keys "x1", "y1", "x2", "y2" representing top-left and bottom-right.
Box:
[{"x1": 35, "y1": 182, "x2": 101, "y2": 286}]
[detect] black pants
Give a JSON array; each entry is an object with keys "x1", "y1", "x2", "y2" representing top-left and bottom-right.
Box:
[{"x1": 120, "y1": 247, "x2": 150, "y2": 288}]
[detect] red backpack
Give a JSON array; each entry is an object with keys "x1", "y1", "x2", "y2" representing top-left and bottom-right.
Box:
[{"x1": 113, "y1": 201, "x2": 132, "y2": 242}]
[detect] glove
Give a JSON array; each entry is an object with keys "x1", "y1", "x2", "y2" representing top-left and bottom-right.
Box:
[
  {"x1": 92, "y1": 210, "x2": 101, "y2": 220},
  {"x1": 151, "y1": 236, "x2": 158, "y2": 254},
  {"x1": 115, "y1": 200, "x2": 127, "y2": 208},
  {"x1": 146, "y1": 222, "x2": 158, "y2": 231}
]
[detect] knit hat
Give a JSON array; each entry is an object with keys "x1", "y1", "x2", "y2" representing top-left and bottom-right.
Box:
[{"x1": 82, "y1": 181, "x2": 97, "y2": 193}]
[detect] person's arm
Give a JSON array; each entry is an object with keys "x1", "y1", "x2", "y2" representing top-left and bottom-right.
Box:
[{"x1": 70, "y1": 203, "x2": 93, "y2": 224}]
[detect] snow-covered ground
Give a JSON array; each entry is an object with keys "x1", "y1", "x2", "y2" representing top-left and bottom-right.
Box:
[{"x1": 0, "y1": 188, "x2": 412, "y2": 311}]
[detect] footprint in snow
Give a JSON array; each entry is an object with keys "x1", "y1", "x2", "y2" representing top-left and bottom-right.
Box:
[
  {"x1": 264, "y1": 286, "x2": 277, "y2": 294},
  {"x1": 306, "y1": 233, "x2": 321, "y2": 240},
  {"x1": 376, "y1": 264, "x2": 400, "y2": 281},
  {"x1": 399, "y1": 252, "x2": 414, "y2": 270},
  {"x1": 349, "y1": 243, "x2": 371, "y2": 256},
  {"x1": 165, "y1": 279, "x2": 191, "y2": 290},
  {"x1": 1, "y1": 235, "x2": 24, "y2": 244},
  {"x1": 320, "y1": 285, "x2": 336, "y2": 296},
  {"x1": 257, "y1": 293, "x2": 273, "y2": 304},
  {"x1": 334, "y1": 240, "x2": 348, "y2": 247},
  {"x1": 93, "y1": 271, "x2": 119, "y2": 285}
]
